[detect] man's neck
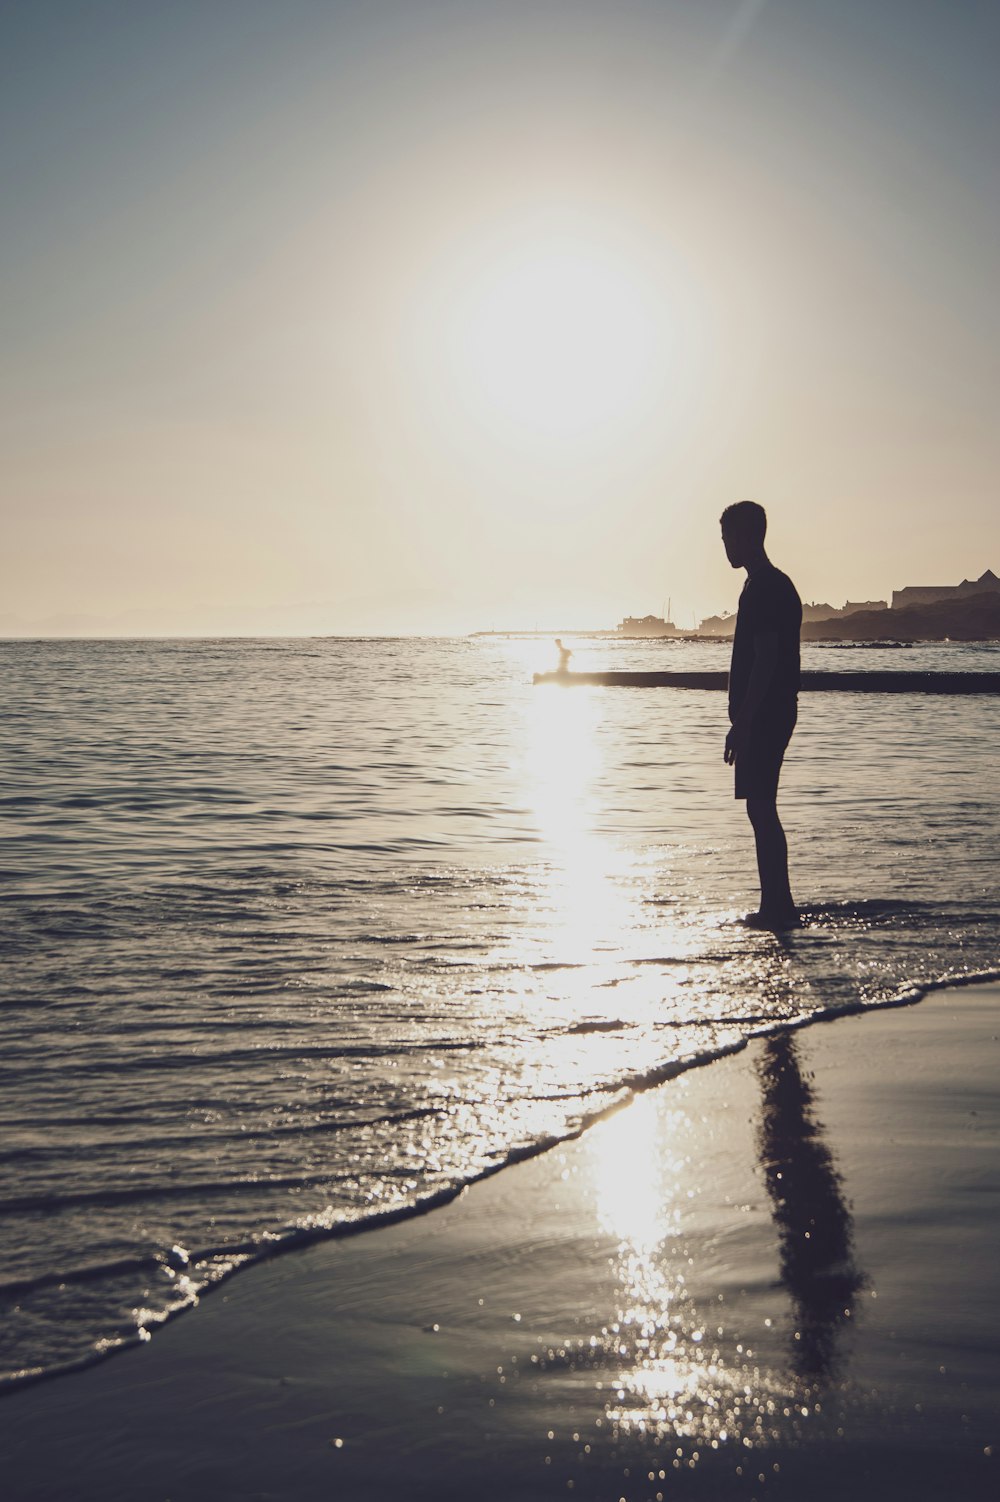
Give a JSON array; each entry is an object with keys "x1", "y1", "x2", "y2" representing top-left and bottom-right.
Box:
[{"x1": 744, "y1": 546, "x2": 771, "y2": 579}]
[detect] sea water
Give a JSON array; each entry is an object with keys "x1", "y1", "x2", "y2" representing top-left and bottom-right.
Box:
[{"x1": 2, "y1": 636, "x2": 999, "y2": 1386}]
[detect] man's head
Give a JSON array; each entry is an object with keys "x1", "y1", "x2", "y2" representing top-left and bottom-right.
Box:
[{"x1": 720, "y1": 500, "x2": 767, "y2": 569}]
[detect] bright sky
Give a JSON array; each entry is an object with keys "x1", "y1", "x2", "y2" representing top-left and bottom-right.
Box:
[{"x1": 2, "y1": 0, "x2": 998, "y2": 635}]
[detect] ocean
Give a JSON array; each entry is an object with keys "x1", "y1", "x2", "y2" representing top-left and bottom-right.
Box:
[{"x1": 2, "y1": 635, "x2": 999, "y2": 1389}]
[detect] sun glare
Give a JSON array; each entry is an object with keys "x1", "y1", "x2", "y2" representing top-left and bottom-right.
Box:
[
  {"x1": 451, "y1": 241, "x2": 664, "y2": 442},
  {"x1": 407, "y1": 215, "x2": 682, "y2": 456}
]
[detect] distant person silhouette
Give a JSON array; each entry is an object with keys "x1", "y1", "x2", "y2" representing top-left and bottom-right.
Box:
[
  {"x1": 555, "y1": 638, "x2": 573, "y2": 675},
  {"x1": 721, "y1": 500, "x2": 801, "y2": 928}
]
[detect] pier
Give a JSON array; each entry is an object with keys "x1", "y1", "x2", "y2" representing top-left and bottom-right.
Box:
[{"x1": 532, "y1": 670, "x2": 1000, "y2": 694}]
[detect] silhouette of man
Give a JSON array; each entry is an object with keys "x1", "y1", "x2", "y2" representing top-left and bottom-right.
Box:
[
  {"x1": 721, "y1": 500, "x2": 801, "y2": 928},
  {"x1": 555, "y1": 638, "x2": 572, "y2": 674}
]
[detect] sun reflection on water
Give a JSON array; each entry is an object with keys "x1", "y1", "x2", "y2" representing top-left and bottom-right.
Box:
[
  {"x1": 585, "y1": 1091, "x2": 792, "y2": 1457},
  {"x1": 519, "y1": 681, "x2": 644, "y2": 967},
  {"x1": 590, "y1": 1094, "x2": 726, "y2": 1441},
  {"x1": 499, "y1": 650, "x2": 858, "y2": 1469},
  {"x1": 522, "y1": 680, "x2": 602, "y2": 850}
]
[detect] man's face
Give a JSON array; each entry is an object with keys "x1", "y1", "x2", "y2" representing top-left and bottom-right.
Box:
[{"x1": 721, "y1": 523, "x2": 746, "y2": 569}]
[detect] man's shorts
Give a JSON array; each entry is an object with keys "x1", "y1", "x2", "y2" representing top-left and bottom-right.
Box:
[{"x1": 734, "y1": 705, "x2": 797, "y2": 801}]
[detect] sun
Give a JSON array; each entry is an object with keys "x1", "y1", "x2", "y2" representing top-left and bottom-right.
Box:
[
  {"x1": 451, "y1": 238, "x2": 663, "y2": 441},
  {"x1": 410, "y1": 216, "x2": 679, "y2": 454}
]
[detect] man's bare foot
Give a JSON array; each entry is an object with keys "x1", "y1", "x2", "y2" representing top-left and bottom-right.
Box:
[{"x1": 741, "y1": 908, "x2": 801, "y2": 931}]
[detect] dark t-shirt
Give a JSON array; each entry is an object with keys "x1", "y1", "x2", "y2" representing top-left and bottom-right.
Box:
[{"x1": 728, "y1": 564, "x2": 802, "y2": 723}]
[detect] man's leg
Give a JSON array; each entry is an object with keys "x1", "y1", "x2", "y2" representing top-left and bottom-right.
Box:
[{"x1": 746, "y1": 796, "x2": 796, "y2": 922}]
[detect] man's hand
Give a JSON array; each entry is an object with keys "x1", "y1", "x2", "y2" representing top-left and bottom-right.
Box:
[{"x1": 724, "y1": 721, "x2": 748, "y2": 765}]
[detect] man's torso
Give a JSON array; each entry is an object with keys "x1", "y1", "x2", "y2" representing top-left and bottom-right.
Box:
[{"x1": 728, "y1": 564, "x2": 802, "y2": 722}]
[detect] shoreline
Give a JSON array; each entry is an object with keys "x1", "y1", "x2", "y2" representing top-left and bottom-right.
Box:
[
  {"x1": 3, "y1": 982, "x2": 999, "y2": 1499},
  {"x1": 5, "y1": 969, "x2": 998, "y2": 1400}
]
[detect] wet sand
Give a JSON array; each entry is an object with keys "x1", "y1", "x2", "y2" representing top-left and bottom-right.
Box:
[{"x1": 3, "y1": 984, "x2": 998, "y2": 1501}]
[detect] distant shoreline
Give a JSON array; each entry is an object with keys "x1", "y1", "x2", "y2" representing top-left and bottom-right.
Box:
[
  {"x1": 472, "y1": 630, "x2": 999, "y2": 644},
  {"x1": 473, "y1": 590, "x2": 1000, "y2": 644}
]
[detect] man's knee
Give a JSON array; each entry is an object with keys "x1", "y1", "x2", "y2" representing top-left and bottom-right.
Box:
[{"x1": 746, "y1": 796, "x2": 779, "y2": 831}]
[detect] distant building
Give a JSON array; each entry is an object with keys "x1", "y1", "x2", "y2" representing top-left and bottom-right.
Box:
[
  {"x1": 696, "y1": 612, "x2": 736, "y2": 637},
  {"x1": 617, "y1": 614, "x2": 677, "y2": 637},
  {"x1": 892, "y1": 569, "x2": 999, "y2": 611},
  {"x1": 698, "y1": 599, "x2": 886, "y2": 634},
  {"x1": 842, "y1": 599, "x2": 888, "y2": 616},
  {"x1": 803, "y1": 599, "x2": 887, "y2": 623}
]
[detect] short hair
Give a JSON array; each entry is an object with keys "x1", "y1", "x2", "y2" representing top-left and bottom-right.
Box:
[{"x1": 720, "y1": 499, "x2": 767, "y2": 543}]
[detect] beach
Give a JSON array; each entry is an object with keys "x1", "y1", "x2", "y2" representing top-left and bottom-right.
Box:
[{"x1": 3, "y1": 981, "x2": 997, "y2": 1501}]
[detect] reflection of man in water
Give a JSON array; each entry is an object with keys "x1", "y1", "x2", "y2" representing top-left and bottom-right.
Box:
[
  {"x1": 756, "y1": 1031, "x2": 862, "y2": 1383},
  {"x1": 721, "y1": 500, "x2": 801, "y2": 928},
  {"x1": 555, "y1": 638, "x2": 572, "y2": 674}
]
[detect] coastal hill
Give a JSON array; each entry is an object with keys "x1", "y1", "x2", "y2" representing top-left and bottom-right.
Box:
[{"x1": 802, "y1": 590, "x2": 1000, "y2": 642}]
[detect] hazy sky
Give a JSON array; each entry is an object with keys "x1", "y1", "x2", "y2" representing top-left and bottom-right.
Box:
[{"x1": 3, "y1": 0, "x2": 998, "y2": 634}]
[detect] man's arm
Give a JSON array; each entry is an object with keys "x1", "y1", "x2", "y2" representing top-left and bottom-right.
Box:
[{"x1": 724, "y1": 631, "x2": 777, "y2": 764}]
